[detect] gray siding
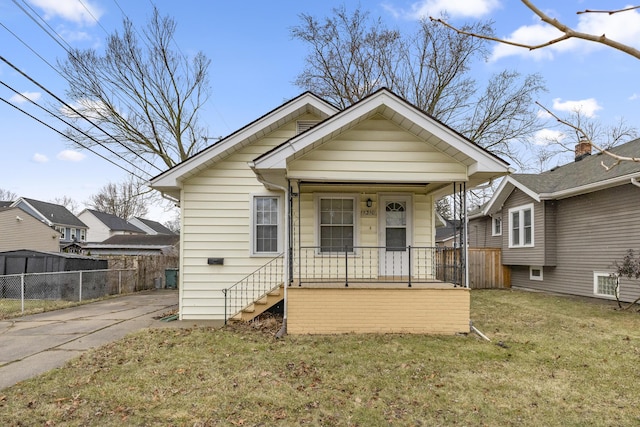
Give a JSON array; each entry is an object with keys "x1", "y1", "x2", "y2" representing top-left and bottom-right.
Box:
[
  {"x1": 468, "y1": 216, "x2": 502, "y2": 248},
  {"x1": 511, "y1": 183, "x2": 640, "y2": 303},
  {"x1": 544, "y1": 200, "x2": 557, "y2": 265}
]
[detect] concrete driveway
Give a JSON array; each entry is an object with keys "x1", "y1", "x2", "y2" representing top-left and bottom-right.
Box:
[{"x1": 0, "y1": 290, "x2": 221, "y2": 390}]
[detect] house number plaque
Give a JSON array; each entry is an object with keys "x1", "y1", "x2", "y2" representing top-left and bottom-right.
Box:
[{"x1": 361, "y1": 209, "x2": 376, "y2": 217}]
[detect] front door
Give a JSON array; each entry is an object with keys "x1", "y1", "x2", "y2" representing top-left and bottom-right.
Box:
[{"x1": 379, "y1": 195, "x2": 412, "y2": 277}]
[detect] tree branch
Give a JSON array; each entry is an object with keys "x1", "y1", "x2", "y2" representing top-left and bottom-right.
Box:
[
  {"x1": 431, "y1": 1, "x2": 640, "y2": 60},
  {"x1": 536, "y1": 102, "x2": 640, "y2": 170}
]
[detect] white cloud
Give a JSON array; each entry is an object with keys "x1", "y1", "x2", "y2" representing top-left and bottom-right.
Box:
[
  {"x1": 32, "y1": 153, "x2": 49, "y2": 163},
  {"x1": 532, "y1": 128, "x2": 565, "y2": 146},
  {"x1": 28, "y1": 0, "x2": 103, "y2": 25},
  {"x1": 384, "y1": 0, "x2": 500, "y2": 20},
  {"x1": 60, "y1": 98, "x2": 112, "y2": 120},
  {"x1": 491, "y1": 6, "x2": 640, "y2": 61},
  {"x1": 552, "y1": 98, "x2": 602, "y2": 117},
  {"x1": 629, "y1": 93, "x2": 639, "y2": 101},
  {"x1": 9, "y1": 91, "x2": 42, "y2": 104},
  {"x1": 57, "y1": 150, "x2": 85, "y2": 162}
]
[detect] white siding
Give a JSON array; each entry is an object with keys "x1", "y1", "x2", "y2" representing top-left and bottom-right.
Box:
[
  {"x1": 78, "y1": 212, "x2": 111, "y2": 242},
  {"x1": 287, "y1": 115, "x2": 467, "y2": 183},
  {"x1": 179, "y1": 116, "x2": 321, "y2": 319}
]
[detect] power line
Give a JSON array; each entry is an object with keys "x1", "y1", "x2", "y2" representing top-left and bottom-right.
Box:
[
  {"x1": 0, "y1": 54, "x2": 163, "y2": 173},
  {"x1": 0, "y1": 79, "x2": 153, "y2": 179},
  {"x1": 0, "y1": 95, "x2": 149, "y2": 181}
]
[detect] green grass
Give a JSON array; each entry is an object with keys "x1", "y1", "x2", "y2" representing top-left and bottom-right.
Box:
[
  {"x1": 2, "y1": 289, "x2": 640, "y2": 426},
  {"x1": 0, "y1": 296, "x2": 115, "y2": 320}
]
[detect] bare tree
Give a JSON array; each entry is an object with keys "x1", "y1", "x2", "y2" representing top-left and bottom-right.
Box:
[
  {"x1": 88, "y1": 178, "x2": 150, "y2": 220},
  {"x1": 432, "y1": 2, "x2": 640, "y2": 168},
  {"x1": 291, "y1": 6, "x2": 546, "y2": 166},
  {"x1": 50, "y1": 196, "x2": 81, "y2": 215},
  {"x1": 59, "y1": 6, "x2": 211, "y2": 172},
  {"x1": 0, "y1": 188, "x2": 17, "y2": 202}
]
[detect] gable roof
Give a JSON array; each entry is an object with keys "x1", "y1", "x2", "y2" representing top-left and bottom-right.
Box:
[
  {"x1": 250, "y1": 88, "x2": 511, "y2": 189},
  {"x1": 150, "y1": 92, "x2": 339, "y2": 199},
  {"x1": 481, "y1": 138, "x2": 640, "y2": 215},
  {"x1": 99, "y1": 234, "x2": 180, "y2": 246},
  {"x1": 82, "y1": 209, "x2": 143, "y2": 233},
  {"x1": 130, "y1": 217, "x2": 176, "y2": 235},
  {"x1": 12, "y1": 197, "x2": 87, "y2": 228}
]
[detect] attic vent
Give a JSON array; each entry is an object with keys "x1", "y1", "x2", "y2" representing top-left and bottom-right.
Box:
[{"x1": 296, "y1": 120, "x2": 319, "y2": 135}]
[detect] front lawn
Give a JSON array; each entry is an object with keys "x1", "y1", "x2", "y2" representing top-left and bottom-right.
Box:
[{"x1": 1, "y1": 289, "x2": 639, "y2": 426}]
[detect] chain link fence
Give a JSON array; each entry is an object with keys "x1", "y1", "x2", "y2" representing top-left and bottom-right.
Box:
[{"x1": 0, "y1": 269, "x2": 138, "y2": 319}]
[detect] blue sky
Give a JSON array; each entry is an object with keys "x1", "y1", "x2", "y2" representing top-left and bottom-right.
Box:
[{"x1": 1, "y1": 0, "x2": 639, "y2": 221}]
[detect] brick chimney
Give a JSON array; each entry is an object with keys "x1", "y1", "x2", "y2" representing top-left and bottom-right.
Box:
[{"x1": 575, "y1": 138, "x2": 592, "y2": 162}]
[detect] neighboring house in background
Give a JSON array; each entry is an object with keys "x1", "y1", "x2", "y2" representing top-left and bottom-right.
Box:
[
  {"x1": 0, "y1": 206, "x2": 61, "y2": 252},
  {"x1": 11, "y1": 197, "x2": 87, "y2": 250},
  {"x1": 435, "y1": 217, "x2": 463, "y2": 248},
  {"x1": 129, "y1": 217, "x2": 176, "y2": 235},
  {"x1": 83, "y1": 234, "x2": 180, "y2": 256},
  {"x1": 77, "y1": 209, "x2": 145, "y2": 242},
  {"x1": 469, "y1": 138, "x2": 640, "y2": 303},
  {"x1": 151, "y1": 88, "x2": 511, "y2": 334}
]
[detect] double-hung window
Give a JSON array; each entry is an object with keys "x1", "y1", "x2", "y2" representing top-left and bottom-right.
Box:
[
  {"x1": 492, "y1": 215, "x2": 502, "y2": 236},
  {"x1": 319, "y1": 197, "x2": 355, "y2": 252},
  {"x1": 252, "y1": 195, "x2": 281, "y2": 255},
  {"x1": 508, "y1": 204, "x2": 533, "y2": 248}
]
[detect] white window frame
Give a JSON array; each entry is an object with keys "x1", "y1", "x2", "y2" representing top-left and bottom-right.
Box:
[
  {"x1": 508, "y1": 203, "x2": 534, "y2": 248},
  {"x1": 250, "y1": 193, "x2": 284, "y2": 257},
  {"x1": 315, "y1": 194, "x2": 359, "y2": 254},
  {"x1": 80, "y1": 229, "x2": 86, "y2": 241},
  {"x1": 492, "y1": 214, "x2": 502, "y2": 236},
  {"x1": 529, "y1": 266, "x2": 543, "y2": 281},
  {"x1": 593, "y1": 271, "x2": 618, "y2": 299}
]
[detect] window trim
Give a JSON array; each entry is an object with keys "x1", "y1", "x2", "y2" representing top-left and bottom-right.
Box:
[
  {"x1": 250, "y1": 193, "x2": 284, "y2": 257},
  {"x1": 508, "y1": 203, "x2": 534, "y2": 248},
  {"x1": 529, "y1": 266, "x2": 543, "y2": 281},
  {"x1": 315, "y1": 193, "x2": 359, "y2": 254},
  {"x1": 593, "y1": 271, "x2": 618, "y2": 299},
  {"x1": 492, "y1": 214, "x2": 502, "y2": 236}
]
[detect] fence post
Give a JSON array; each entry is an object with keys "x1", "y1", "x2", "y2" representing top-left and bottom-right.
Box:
[
  {"x1": 79, "y1": 271, "x2": 83, "y2": 302},
  {"x1": 118, "y1": 270, "x2": 122, "y2": 294},
  {"x1": 21, "y1": 273, "x2": 25, "y2": 314},
  {"x1": 344, "y1": 246, "x2": 349, "y2": 287}
]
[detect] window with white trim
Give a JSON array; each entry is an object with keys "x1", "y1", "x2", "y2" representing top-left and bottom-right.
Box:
[
  {"x1": 594, "y1": 272, "x2": 618, "y2": 298},
  {"x1": 80, "y1": 229, "x2": 86, "y2": 241},
  {"x1": 319, "y1": 196, "x2": 355, "y2": 252},
  {"x1": 251, "y1": 195, "x2": 281, "y2": 255},
  {"x1": 530, "y1": 266, "x2": 543, "y2": 281},
  {"x1": 492, "y1": 215, "x2": 502, "y2": 236},
  {"x1": 508, "y1": 204, "x2": 533, "y2": 248}
]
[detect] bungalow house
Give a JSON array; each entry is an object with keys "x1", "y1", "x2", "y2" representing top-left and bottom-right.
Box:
[
  {"x1": 468, "y1": 138, "x2": 640, "y2": 303},
  {"x1": 0, "y1": 206, "x2": 61, "y2": 252},
  {"x1": 77, "y1": 209, "x2": 146, "y2": 242},
  {"x1": 150, "y1": 88, "x2": 511, "y2": 334},
  {"x1": 11, "y1": 198, "x2": 87, "y2": 250}
]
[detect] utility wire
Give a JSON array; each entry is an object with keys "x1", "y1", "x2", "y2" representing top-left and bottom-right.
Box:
[
  {"x1": 7, "y1": 0, "x2": 168, "y2": 171},
  {"x1": 1, "y1": 79, "x2": 152, "y2": 179},
  {"x1": 0, "y1": 95, "x2": 148, "y2": 181},
  {"x1": 0, "y1": 54, "x2": 163, "y2": 173}
]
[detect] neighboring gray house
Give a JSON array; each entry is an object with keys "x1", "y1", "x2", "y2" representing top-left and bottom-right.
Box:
[
  {"x1": 82, "y1": 234, "x2": 179, "y2": 256},
  {"x1": 129, "y1": 217, "x2": 176, "y2": 235},
  {"x1": 11, "y1": 197, "x2": 88, "y2": 249},
  {"x1": 77, "y1": 209, "x2": 145, "y2": 242},
  {"x1": 469, "y1": 139, "x2": 640, "y2": 302}
]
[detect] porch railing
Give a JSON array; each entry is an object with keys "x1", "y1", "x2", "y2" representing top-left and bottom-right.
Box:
[
  {"x1": 294, "y1": 246, "x2": 463, "y2": 287},
  {"x1": 222, "y1": 254, "x2": 284, "y2": 323}
]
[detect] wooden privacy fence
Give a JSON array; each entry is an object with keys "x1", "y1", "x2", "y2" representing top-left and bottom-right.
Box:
[
  {"x1": 467, "y1": 248, "x2": 511, "y2": 289},
  {"x1": 436, "y1": 247, "x2": 510, "y2": 289}
]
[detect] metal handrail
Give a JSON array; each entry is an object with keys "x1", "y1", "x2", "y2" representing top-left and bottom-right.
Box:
[{"x1": 222, "y1": 254, "x2": 284, "y2": 323}]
